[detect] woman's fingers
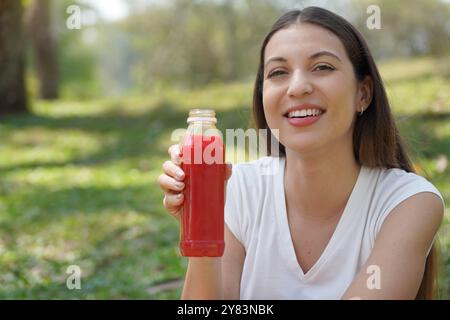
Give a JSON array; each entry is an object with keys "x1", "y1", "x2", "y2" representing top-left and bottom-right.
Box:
[
  {"x1": 161, "y1": 145, "x2": 232, "y2": 220},
  {"x1": 168, "y1": 144, "x2": 182, "y2": 166},
  {"x1": 162, "y1": 160, "x2": 185, "y2": 181},
  {"x1": 158, "y1": 173, "x2": 185, "y2": 192},
  {"x1": 159, "y1": 145, "x2": 185, "y2": 221},
  {"x1": 163, "y1": 192, "x2": 183, "y2": 220},
  {"x1": 163, "y1": 192, "x2": 184, "y2": 210}
]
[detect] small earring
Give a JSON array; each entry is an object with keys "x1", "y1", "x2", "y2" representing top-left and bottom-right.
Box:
[{"x1": 359, "y1": 108, "x2": 364, "y2": 116}]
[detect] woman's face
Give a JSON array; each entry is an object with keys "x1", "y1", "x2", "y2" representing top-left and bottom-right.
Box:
[{"x1": 262, "y1": 23, "x2": 369, "y2": 155}]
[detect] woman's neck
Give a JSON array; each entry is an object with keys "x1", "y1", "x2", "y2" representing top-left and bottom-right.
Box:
[{"x1": 284, "y1": 140, "x2": 361, "y2": 220}]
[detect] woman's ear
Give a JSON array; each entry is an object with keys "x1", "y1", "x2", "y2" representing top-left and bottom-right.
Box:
[{"x1": 357, "y1": 76, "x2": 373, "y2": 112}]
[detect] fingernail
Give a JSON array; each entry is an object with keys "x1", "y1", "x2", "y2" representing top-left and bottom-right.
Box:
[
  {"x1": 177, "y1": 170, "x2": 184, "y2": 178},
  {"x1": 177, "y1": 193, "x2": 183, "y2": 199},
  {"x1": 176, "y1": 182, "x2": 184, "y2": 189}
]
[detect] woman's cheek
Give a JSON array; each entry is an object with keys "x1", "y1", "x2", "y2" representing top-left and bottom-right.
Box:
[
  {"x1": 262, "y1": 95, "x2": 278, "y2": 126},
  {"x1": 263, "y1": 84, "x2": 283, "y2": 108},
  {"x1": 263, "y1": 108, "x2": 278, "y2": 130}
]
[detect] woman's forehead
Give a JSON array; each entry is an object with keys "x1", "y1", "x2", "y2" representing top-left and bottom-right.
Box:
[{"x1": 264, "y1": 24, "x2": 347, "y2": 62}]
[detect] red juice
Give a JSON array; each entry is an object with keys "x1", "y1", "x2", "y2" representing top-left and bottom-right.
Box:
[{"x1": 180, "y1": 134, "x2": 225, "y2": 257}]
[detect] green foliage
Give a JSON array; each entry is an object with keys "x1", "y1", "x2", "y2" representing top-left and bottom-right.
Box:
[
  {"x1": 36, "y1": 0, "x2": 450, "y2": 97},
  {"x1": 0, "y1": 57, "x2": 448, "y2": 298},
  {"x1": 114, "y1": 0, "x2": 284, "y2": 89},
  {"x1": 58, "y1": 33, "x2": 100, "y2": 99},
  {"x1": 352, "y1": 0, "x2": 450, "y2": 58}
]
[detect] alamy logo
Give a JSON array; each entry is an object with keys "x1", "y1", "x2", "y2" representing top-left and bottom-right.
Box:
[
  {"x1": 171, "y1": 128, "x2": 280, "y2": 175},
  {"x1": 366, "y1": 264, "x2": 381, "y2": 290},
  {"x1": 66, "y1": 5, "x2": 81, "y2": 30},
  {"x1": 366, "y1": 5, "x2": 381, "y2": 30},
  {"x1": 66, "y1": 265, "x2": 82, "y2": 290}
]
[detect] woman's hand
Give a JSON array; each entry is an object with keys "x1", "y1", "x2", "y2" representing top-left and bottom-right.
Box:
[{"x1": 158, "y1": 144, "x2": 232, "y2": 221}]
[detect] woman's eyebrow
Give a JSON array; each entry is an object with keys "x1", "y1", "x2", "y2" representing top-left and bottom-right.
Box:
[
  {"x1": 264, "y1": 57, "x2": 287, "y2": 68},
  {"x1": 264, "y1": 50, "x2": 342, "y2": 68},
  {"x1": 309, "y1": 50, "x2": 342, "y2": 62}
]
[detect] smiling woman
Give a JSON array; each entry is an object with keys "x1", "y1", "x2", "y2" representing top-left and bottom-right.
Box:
[{"x1": 158, "y1": 6, "x2": 445, "y2": 300}]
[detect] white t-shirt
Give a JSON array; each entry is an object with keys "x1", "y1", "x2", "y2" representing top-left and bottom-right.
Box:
[{"x1": 224, "y1": 156, "x2": 444, "y2": 300}]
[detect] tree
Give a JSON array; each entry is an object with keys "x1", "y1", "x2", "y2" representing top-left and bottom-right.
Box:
[
  {"x1": 121, "y1": 0, "x2": 283, "y2": 88},
  {"x1": 25, "y1": 0, "x2": 59, "y2": 99},
  {"x1": 0, "y1": 0, "x2": 28, "y2": 116}
]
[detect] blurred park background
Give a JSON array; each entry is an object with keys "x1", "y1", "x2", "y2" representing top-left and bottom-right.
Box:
[{"x1": 0, "y1": 0, "x2": 449, "y2": 299}]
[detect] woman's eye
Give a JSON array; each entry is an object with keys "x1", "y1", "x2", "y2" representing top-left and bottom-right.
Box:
[
  {"x1": 267, "y1": 70, "x2": 286, "y2": 78},
  {"x1": 313, "y1": 64, "x2": 335, "y2": 72}
]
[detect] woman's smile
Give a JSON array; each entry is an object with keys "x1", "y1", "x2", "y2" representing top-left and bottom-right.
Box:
[{"x1": 283, "y1": 103, "x2": 327, "y2": 127}]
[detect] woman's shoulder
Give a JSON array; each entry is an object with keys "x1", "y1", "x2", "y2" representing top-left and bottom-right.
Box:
[
  {"x1": 373, "y1": 166, "x2": 441, "y2": 197},
  {"x1": 363, "y1": 165, "x2": 444, "y2": 247},
  {"x1": 226, "y1": 156, "x2": 284, "y2": 207},
  {"x1": 365, "y1": 165, "x2": 444, "y2": 225},
  {"x1": 225, "y1": 157, "x2": 284, "y2": 245}
]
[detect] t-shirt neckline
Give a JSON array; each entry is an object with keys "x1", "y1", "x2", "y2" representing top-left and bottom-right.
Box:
[{"x1": 274, "y1": 157, "x2": 367, "y2": 281}]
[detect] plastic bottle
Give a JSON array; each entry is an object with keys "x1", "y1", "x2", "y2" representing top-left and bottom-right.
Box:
[{"x1": 179, "y1": 109, "x2": 226, "y2": 257}]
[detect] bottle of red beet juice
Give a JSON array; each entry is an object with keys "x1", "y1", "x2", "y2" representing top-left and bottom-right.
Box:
[{"x1": 179, "y1": 109, "x2": 226, "y2": 257}]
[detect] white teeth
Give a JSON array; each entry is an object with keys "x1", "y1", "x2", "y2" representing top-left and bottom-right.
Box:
[{"x1": 287, "y1": 109, "x2": 323, "y2": 118}]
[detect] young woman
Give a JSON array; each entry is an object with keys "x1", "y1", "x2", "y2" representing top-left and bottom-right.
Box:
[{"x1": 158, "y1": 7, "x2": 445, "y2": 300}]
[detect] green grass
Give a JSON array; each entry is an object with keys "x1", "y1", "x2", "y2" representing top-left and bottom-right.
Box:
[{"x1": 0, "y1": 57, "x2": 449, "y2": 299}]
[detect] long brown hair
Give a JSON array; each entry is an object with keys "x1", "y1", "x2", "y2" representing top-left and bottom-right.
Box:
[{"x1": 252, "y1": 7, "x2": 440, "y2": 299}]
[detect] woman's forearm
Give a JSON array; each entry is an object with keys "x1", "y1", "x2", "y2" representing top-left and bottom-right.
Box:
[{"x1": 181, "y1": 257, "x2": 223, "y2": 300}]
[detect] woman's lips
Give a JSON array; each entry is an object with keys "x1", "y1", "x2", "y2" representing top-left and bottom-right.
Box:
[{"x1": 285, "y1": 112, "x2": 324, "y2": 127}]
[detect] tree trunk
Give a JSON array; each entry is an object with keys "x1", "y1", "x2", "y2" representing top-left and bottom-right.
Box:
[
  {"x1": 0, "y1": 0, "x2": 28, "y2": 116},
  {"x1": 26, "y1": 0, "x2": 59, "y2": 99}
]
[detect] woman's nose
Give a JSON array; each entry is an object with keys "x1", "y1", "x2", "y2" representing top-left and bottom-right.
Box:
[{"x1": 286, "y1": 70, "x2": 313, "y2": 97}]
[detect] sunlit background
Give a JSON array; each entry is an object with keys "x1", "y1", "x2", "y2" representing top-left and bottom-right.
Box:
[{"x1": 0, "y1": 0, "x2": 449, "y2": 299}]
